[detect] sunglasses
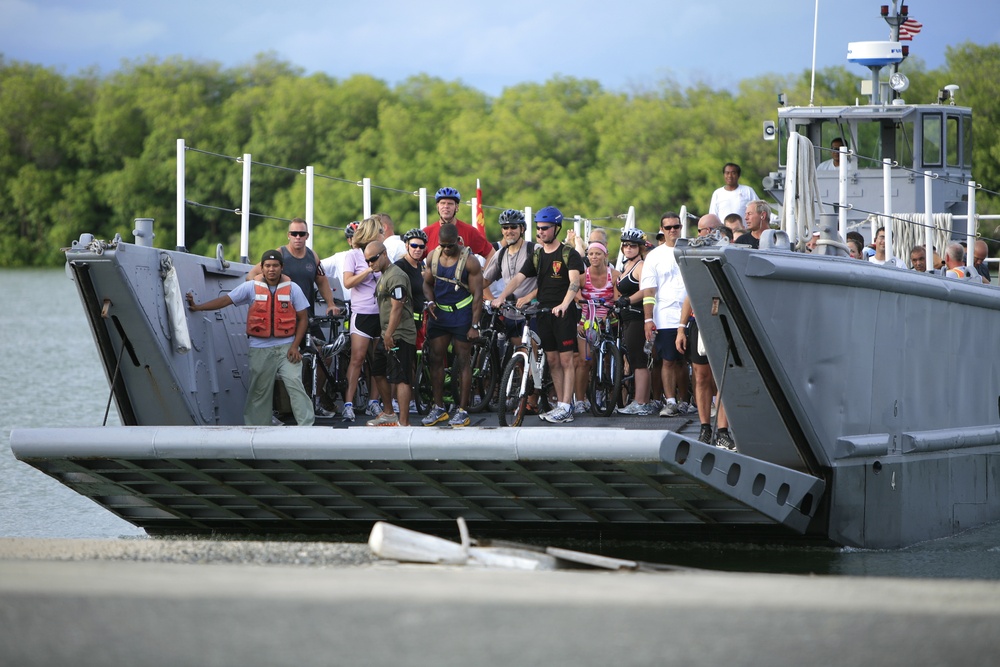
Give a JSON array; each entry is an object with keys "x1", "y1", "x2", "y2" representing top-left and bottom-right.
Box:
[
  {"x1": 536, "y1": 225, "x2": 555, "y2": 232},
  {"x1": 439, "y1": 242, "x2": 457, "y2": 250},
  {"x1": 365, "y1": 250, "x2": 384, "y2": 265},
  {"x1": 661, "y1": 224, "x2": 682, "y2": 231},
  {"x1": 500, "y1": 224, "x2": 521, "y2": 230},
  {"x1": 409, "y1": 243, "x2": 426, "y2": 249},
  {"x1": 288, "y1": 230, "x2": 308, "y2": 237},
  {"x1": 621, "y1": 242, "x2": 640, "y2": 248}
]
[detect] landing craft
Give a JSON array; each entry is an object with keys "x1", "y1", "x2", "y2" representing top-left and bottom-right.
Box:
[{"x1": 11, "y1": 2, "x2": 1000, "y2": 548}]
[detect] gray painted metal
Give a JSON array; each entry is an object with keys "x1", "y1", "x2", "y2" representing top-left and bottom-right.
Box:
[
  {"x1": 676, "y1": 239, "x2": 1000, "y2": 547},
  {"x1": 11, "y1": 426, "x2": 815, "y2": 540}
]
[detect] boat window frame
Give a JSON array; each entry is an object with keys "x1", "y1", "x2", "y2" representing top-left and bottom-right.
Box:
[{"x1": 922, "y1": 112, "x2": 943, "y2": 168}]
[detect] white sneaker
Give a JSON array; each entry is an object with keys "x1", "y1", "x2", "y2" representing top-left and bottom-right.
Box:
[
  {"x1": 573, "y1": 400, "x2": 590, "y2": 414},
  {"x1": 542, "y1": 404, "x2": 575, "y2": 423},
  {"x1": 635, "y1": 402, "x2": 657, "y2": 416},
  {"x1": 616, "y1": 401, "x2": 641, "y2": 415},
  {"x1": 365, "y1": 400, "x2": 382, "y2": 417}
]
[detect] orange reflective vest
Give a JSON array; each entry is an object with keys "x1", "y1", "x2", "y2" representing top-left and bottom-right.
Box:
[{"x1": 246, "y1": 279, "x2": 297, "y2": 338}]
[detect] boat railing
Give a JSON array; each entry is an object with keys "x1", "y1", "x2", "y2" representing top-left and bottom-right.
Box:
[
  {"x1": 174, "y1": 139, "x2": 636, "y2": 265},
  {"x1": 782, "y1": 131, "x2": 1000, "y2": 273}
]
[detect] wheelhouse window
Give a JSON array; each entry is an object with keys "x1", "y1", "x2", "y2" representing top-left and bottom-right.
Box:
[
  {"x1": 922, "y1": 113, "x2": 943, "y2": 167},
  {"x1": 946, "y1": 115, "x2": 960, "y2": 167}
]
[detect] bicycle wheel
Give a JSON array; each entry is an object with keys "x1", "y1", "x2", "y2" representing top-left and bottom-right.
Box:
[
  {"x1": 353, "y1": 356, "x2": 372, "y2": 407},
  {"x1": 498, "y1": 353, "x2": 531, "y2": 427},
  {"x1": 618, "y1": 344, "x2": 635, "y2": 409},
  {"x1": 589, "y1": 341, "x2": 622, "y2": 417},
  {"x1": 468, "y1": 344, "x2": 498, "y2": 414},
  {"x1": 412, "y1": 347, "x2": 433, "y2": 415}
]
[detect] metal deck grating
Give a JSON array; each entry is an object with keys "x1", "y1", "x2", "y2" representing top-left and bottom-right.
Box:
[{"x1": 27, "y1": 456, "x2": 773, "y2": 536}]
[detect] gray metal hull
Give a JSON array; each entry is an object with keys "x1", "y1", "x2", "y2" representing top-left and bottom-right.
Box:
[
  {"x1": 12, "y1": 235, "x2": 1000, "y2": 548},
  {"x1": 676, "y1": 241, "x2": 1000, "y2": 548}
]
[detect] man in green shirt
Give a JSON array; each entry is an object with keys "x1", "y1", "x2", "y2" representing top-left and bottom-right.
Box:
[{"x1": 365, "y1": 241, "x2": 417, "y2": 426}]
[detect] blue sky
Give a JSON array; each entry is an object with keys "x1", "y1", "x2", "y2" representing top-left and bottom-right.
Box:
[{"x1": 1, "y1": 0, "x2": 997, "y2": 97}]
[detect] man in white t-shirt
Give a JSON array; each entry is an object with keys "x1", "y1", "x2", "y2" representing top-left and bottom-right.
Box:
[
  {"x1": 709, "y1": 163, "x2": 759, "y2": 222},
  {"x1": 640, "y1": 212, "x2": 695, "y2": 418}
]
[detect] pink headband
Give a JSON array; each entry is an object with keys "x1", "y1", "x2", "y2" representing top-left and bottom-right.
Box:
[{"x1": 587, "y1": 242, "x2": 608, "y2": 255}]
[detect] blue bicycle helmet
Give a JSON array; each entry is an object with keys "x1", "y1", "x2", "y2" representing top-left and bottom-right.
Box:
[
  {"x1": 534, "y1": 206, "x2": 564, "y2": 226},
  {"x1": 620, "y1": 227, "x2": 646, "y2": 244},
  {"x1": 498, "y1": 209, "x2": 526, "y2": 226},
  {"x1": 435, "y1": 187, "x2": 461, "y2": 202},
  {"x1": 402, "y1": 228, "x2": 428, "y2": 243}
]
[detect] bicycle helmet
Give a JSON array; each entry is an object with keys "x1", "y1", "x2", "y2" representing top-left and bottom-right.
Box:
[
  {"x1": 344, "y1": 221, "x2": 360, "y2": 239},
  {"x1": 435, "y1": 187, "x2": 461, "y2": 202},
  {"x1": 620, "y1": 228, "x2": 646, "y2": 244},
  {"x1": 402, "y1": 228, "x2": 428, "y2": 243},
  {"x1": 534, "y1": 206, "x2": 564, "y2": 226},
  {"x1": 498, "y1": 209, "x2": 526, "y2": 226}
]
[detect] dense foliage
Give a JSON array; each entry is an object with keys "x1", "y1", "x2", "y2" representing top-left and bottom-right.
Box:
[{"x1": 0, "y1": 45, "x2": 997, "y2": 266}]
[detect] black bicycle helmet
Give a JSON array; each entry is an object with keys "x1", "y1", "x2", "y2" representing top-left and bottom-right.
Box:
[
  {"x1": 498, "y1": 209, "x2": 526, "y2": 226},
  {"x1": 435, "y1": 187, "x2": 461, "y2": 202},
  {"x1": 402, "y1": 228, "x2": 428, "y2": 243},
  {"x1": 344, "y1": 221, "x2": 360, "y2": 239}
]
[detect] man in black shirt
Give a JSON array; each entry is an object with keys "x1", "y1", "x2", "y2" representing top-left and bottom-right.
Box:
[{"x1": 491, "y1": 206, "x2": 584, "y2": 424}]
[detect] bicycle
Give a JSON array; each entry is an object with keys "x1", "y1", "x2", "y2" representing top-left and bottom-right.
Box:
[
  {"x1": 581, "y1": 299, "x2": 624, "y2": 417},
  {"x1": 302, "y1": 308, "x2": 370, "y2": 415},
  {"x1": 467, "y1": 302, "x2": 503, "y2": 413},
  {"x1": 497, "y1": 302, "x2": 553, "y2": 427}
]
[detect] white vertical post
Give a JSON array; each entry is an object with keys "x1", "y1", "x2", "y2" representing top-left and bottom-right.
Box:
[
  {"x1": 883, "y1": 158, "x2": 894, "y2": 265},
  {"x1": 176, "y1": 139, "x2": 186, "y2": 251},
  {"x1": 967, "y1": 180, "x2": 977, "y2": 272},
  {"x1": 240, "y1": 153, "x2": 251, "y2": 264},
  {"x1": 924, "y1": 172, "x2": 934, "y2": 272},
  {"x1": 472, "y1": 196, "x2": 479, "y2": 231},
  {"x1": 679, "y1": 206, "x2": 689, "y2": 239},
  {"x1": 784, "y1": 133, "x2": 798, "y2": 242},
  {"x1": 362, "y1": 178, "x2": 372, "y2": 220},
  {"x1": 419, "y1": 188, "x2": 428, "y2": 229},
  {"x1": 574, "y1": 215, "x2": 582, "y2": 244},
  {"x1": 305, "y1": 166, "x2": 315, "y2": 250},
  {"x1": 525, "y1": 206, "x2": 533, "y2": 241},
  {"x1": 838, "y1": 146, "x2": 848, "y2": 241}
]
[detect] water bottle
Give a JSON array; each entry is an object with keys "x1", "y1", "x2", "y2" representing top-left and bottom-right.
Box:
[{"x1": 643, "y1": 339, "x2": 654, "y2": 356}]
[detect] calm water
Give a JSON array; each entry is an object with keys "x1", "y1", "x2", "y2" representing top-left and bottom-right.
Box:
[{"x1": 2, "y1": 268, "x2": 1000, "y2": 578}]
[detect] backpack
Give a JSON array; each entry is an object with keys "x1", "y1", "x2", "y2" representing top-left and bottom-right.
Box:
[
  {"x1": 530, "y1": 242, "x2": 573, "y2": 274},
  {"x1": 429, "y1": 245, "x2": 472, "y2": 291}
]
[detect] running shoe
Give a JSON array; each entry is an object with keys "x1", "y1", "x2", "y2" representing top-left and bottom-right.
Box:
[
  {"x1": 634, "y1": 402, "x2": 657, "y2": 416},
  {"x1": 314, "y1": 405, "x2": 336, "y2": 418},
  {"x1": 659, "y1": 400, "x2": 681, "y2": 417},
  {"x1": 448, "y1": 409, "x2": 470, "y2": 427},
  {"x1": 678, "y1": 401, "x2": 699, "y2": 415},
  {"x1": 714, "y1": 429, "x2": 736, "y2": 451},
  {"x1": 542, "y1": 404, "x2": 575, "y2": 423},
  {"x1": 573, "y1": 400, "x2": 591, "y2": 414},
  {"x1": 698, "y1": 423, "x2": 713, "y2": 444},
  {"x1": 367, "y1": 413, "x2": 399, "y2": 427},
  {"x1": 616, "y1": 401, "x2": 642, "y2": 415},
  {"x1": 366, "y1": 400, "x2": 382, "y2": 417},
  {"x1": 341, "y1": 404, "x2": 356, "y2": 421},
  {"x1": 422, "y1": 405, "x2": 449, "y2": 426}
]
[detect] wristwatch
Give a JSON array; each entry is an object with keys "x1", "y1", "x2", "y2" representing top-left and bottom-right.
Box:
[{"x1": 471, "y1": 324, "x2": 480, "y2": 330}]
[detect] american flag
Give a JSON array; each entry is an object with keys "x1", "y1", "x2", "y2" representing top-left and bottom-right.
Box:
[{"x1": 898, "y1": 17, "x2": 923, "y2": 41}]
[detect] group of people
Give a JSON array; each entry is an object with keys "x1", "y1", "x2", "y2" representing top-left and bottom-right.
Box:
[{"x1": 183, "y1": 161, "x2": 991, "y2": 453}]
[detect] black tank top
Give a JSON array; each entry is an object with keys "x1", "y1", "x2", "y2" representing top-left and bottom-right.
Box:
[{"x1": 616, "y1": 260, "x2": 642, "y2": 321}]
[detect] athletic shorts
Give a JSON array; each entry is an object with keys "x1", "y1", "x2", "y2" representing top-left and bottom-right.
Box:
[
  {"x1": 687, "y1": 318, "x2": 709, "y2": 365},
  {"x1": 655, "y1": 328, "x2": 684, "y2": 362},
  {"x1": 350, "y1": 312, "x2": 381, "y2": 339},
  {"x1": 621, "y1": 319, "x2": 649, "y2": 369},
  {"x1": 427, "y1": 320, "x2": 470, "y2": 343},
  {"x1": 538, "y1": 307, "x2": 578, "y2": 353},
  {"x1": 372, "y1": 338, "x2": 415, "y2": 385}
]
